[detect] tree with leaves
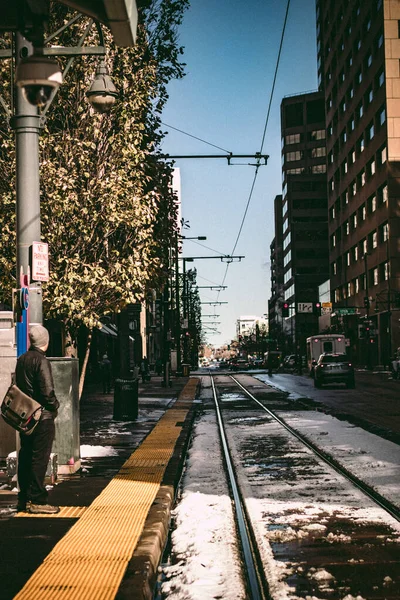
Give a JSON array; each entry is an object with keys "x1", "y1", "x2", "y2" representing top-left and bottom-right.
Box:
[{"x1": 0, "y1": 0, "x2": 189, "y2": 395}]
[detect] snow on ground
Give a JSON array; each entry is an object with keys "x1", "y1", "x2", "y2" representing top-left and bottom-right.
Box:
[
  {"x1": 161, "y1": 412, "x2": 246, "y2": 600},
  {"x1": 278, "y1": 410, "x2": 400, "y2": 508},
  {"x1": 80, "y1": 445, "x2": 119, "y2": 457}
]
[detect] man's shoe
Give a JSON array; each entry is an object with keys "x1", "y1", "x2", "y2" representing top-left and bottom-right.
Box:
[{"x1": 28, "y1": 503, "x2": 60, "y2": 514}]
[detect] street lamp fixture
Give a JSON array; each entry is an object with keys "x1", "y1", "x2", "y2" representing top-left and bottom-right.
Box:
[
  {"x1": 180, "y1": 236, "x2": 207, "y2": 240},
  {"x1": 86, "y1": 59, "x2": 118, "y2": 113},
  {"x1": 15, "y1": 54, "x2": 62, "y2": 108}
]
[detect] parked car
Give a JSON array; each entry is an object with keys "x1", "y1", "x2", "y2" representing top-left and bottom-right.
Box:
[
  {"x1": 249, "y1": 358, "x2": 264, "y2": 369},
  {"x1": 314, "y1": 353, "x2": 355, "y2": 388},
  {"x1": 283, "y1": 354, "x2": 296, "y2": 369},
  {"x1": 230, "y1": 358, "x2": 249, "y2": 371}
]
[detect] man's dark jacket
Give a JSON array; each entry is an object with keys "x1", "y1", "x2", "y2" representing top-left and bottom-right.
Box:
[{"x1": 15, "y1": 347, "x2": 59, "y2": 419}]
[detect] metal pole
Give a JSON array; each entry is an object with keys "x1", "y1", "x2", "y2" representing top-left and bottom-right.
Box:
[
  {"x1": 387, "y1": 238, "x2": 392, "y2": 366},
  {"x1": 11, "y1": 33, "x2": 43, "y2": 325},
  {"x1": 175, "y1": 233, "x2": 182, "y2": 371}
]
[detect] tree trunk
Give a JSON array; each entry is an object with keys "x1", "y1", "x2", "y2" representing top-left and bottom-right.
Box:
[
  {"x1": 64, "y1": 329, "x2": 77, "y2": 358},
  {"x1": 79, "y1": 330, "x2": 92, "y2": 401}
]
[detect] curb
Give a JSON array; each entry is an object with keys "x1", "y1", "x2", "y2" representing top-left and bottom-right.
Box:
[{"x1": 117, "y1": 378, "x2": 200, "y2": 599}]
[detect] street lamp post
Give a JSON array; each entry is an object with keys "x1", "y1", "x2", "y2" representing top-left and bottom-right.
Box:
[{"x1": 13, "y1": 33, "x2": 46, "y2": 326}]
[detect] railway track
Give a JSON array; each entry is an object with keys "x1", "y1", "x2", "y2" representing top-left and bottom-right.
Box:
[{"x1": 210, "y1": 372, "x2": 400, "y2": 600}]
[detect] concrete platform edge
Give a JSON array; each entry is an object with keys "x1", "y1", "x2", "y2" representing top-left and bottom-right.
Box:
[{"x1": 117, "y1": 378, "x2": 201, "y2": 599}]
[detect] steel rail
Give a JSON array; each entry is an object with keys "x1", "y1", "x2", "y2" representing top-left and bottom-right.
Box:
[
  {"x1": 210, "y1": 375, "x2": 268, "y2": 600},
  {"x1": 230, "y1": 375, "x2": 400, "y2": 523}
]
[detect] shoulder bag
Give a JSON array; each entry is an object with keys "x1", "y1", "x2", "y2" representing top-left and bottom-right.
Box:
[{"x1": 1, "y1": 384, "x2": 43, "y2": 435}]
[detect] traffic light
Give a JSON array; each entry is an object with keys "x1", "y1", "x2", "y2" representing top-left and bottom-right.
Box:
[
  {"x1": 314, "y1": 302, "x2": 322, "y2": 316},
  {"x1": 364, "y1": 296, "x2": 370, "y2": 309},
  {"x1": 282, "y1": 302, "x2": 289, "y2": 317}
]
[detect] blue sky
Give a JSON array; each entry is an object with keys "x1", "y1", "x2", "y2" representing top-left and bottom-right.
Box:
[{"x1": 161, "y1": 0, "x2": 318, "y2": 346}]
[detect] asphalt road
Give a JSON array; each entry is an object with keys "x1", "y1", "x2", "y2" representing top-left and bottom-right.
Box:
[{"x1": 197, "y1": 366, "x2": 400, "y2": 442}]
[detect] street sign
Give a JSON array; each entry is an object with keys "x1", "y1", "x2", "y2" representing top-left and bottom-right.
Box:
[
  {"x1": 335, "y1": 308, "x2": 358, "y2": 315},
  {"x1": 297, "y1": 302, "x2": 313, "y2": 313},
  {"x1": 31, "y1": 241, "x2": 49, "y2": 282}
]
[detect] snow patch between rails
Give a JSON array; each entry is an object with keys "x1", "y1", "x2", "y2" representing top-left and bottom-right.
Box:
[{"x1": 80, "y1": 445, "x2": 119, "y2": 457}]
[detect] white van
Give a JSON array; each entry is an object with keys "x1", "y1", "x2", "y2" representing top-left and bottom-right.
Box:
[{"x1": 306, "y1": 334, "x2": 346, "y2": 376}]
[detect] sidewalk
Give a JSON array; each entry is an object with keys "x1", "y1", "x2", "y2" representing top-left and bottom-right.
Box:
[{"x1": 0, "y1": 373, "x2": 197, "y2": 600}]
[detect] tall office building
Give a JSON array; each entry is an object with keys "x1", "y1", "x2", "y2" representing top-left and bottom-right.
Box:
[
  {"x1": 268, "y1": 195, "x2": 284, "y2": 348},
  {"x1": 280, "y1": 91, "x2": 329, "y2": 353},
  {"x1": 317, "y1": 0, "x2": 400, "y2": 364}
]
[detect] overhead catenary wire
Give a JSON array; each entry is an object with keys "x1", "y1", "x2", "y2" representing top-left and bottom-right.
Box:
[
  {"x1": 161, "y1": 121, "x2": 232, "y2": 154},
  {"x1": 217, "y1": 0, "x2": 291, "y2": 298}
]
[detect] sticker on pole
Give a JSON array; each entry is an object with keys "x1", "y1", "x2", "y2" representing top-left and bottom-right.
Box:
[{"x1": 31, "y1": 241, "x2": 49, "y2": 282}]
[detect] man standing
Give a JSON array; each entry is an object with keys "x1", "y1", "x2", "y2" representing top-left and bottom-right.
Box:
[{"x1": 15, "y1": 325, "x2": 60, "y2": 514}]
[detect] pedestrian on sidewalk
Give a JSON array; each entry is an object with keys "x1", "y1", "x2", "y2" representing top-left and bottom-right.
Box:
[
  {"x1": 140, "y1": 357, "x2": 150, "y2": 383},
  {"x1": 15, "y1": 325, "x2": 60, "y2": 514},
  {"x1": 100, "y1": 353, "x2": 112, "y2": 393},
  {"x1": 155, "y1": 357, "x2": 162, "y2": 376}
]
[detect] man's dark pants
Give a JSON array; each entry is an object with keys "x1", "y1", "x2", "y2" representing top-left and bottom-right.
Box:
[{"x1": 18, "y1": 418, "x2": 55, "y2": 506}]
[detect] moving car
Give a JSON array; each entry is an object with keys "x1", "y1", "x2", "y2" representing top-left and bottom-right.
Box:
[
  {"x1": 306, "y1": 334, "x2": 346, "y2": 376},
  {"x1": 314, "y1": 353, "x2": 355, "y2": 388}
]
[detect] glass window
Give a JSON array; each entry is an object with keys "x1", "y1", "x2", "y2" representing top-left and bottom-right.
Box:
[
  {"x1": 309, "y1": 129, "x2": 326, "y2": 141},
  {"x1": 311, "y1": 164, "x2": 326, "y2": 173},
  {"x1": 352, "y1": 212, "x2": 357, "y2": 228},
  {"x1": 285, "y1": 133, "x2": 301, "y2": 145},
  {"x1": 373, "y1": 267, "x2": 378, "y2": 285},
  {"x1": 286, "y1": 151, "x2": 302, "y2": 162},
  {"x1": 357, "y1": 102, "x2": 363, "y2": 120},
  {"x1": 346, "y1": 251, "x2": 351, "y2": 266},
  {"x1": 360, "y1": 239, "x2": 367, "y2": 255},
  {"x1": 382, "y1": 184, "x2": 388, "y2": 202},
  {"x1": 372, "y1": 231, "x2": 378, "y2": 248},
  {"x1": 382, "y1": 222, "x2": 389, "y2": 242},
  {"x1": 370, "y1": 194, "x2": 377, "y2": 212},
  {"x1": 366, "y1": 53, "x2": 373, "y2": 68},
  {"x1": 368, "y1": 123, "x2": 375, "y2": 140},
  {"x1": 380, "y1": 146, "x2": 387, "y2": 164},
  {"x1": 379, "y1": 105, "x2": 386, "y2": 126},
  {"x1": 383, "y1": 261, "x2": 389, "y2": 281},
  {"x1": 369, "y1": 159, "x2": 376, "y2": 176},
  {"x1": 359, "y1": 204, "x2": 366, "y2": 220},
  {"x1": 310, "y1": 147, "x2": 326, "y2": 158},
  {"x1": 355, "y1": 278, "x2": 359, "y2": 293},
  {"x1": 378, "y1": 70, "x2": 385, "y2": 87}
]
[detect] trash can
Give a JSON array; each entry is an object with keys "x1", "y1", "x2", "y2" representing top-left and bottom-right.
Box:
[
  {"x1": 182, "y1": 363, "x2": 190, "y2": 377},
  {"x1": 113, "y1": 378, "x2": 138, "y2": 420}
]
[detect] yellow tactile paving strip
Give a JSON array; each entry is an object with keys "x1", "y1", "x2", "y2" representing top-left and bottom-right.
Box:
[
  {"x1": 16, "y1": 506, "x2": 87, "y2": 519},
  {"x1": 14, "y1": 378, "x2": 198, "y2": 600}
]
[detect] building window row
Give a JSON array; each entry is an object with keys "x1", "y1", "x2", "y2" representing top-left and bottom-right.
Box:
[
  {"x1": 325, "y1": 28, "x2": 383, "y2": 96},
  {"x1": 333, "y1": 260, "x2": 388, "y2": 302},
  {"x1": 328, "y1": 141, "x2": 386, "y2": 196},
  {"x1": 330, "y1": 219, "x2": 389, "y2": 258}
]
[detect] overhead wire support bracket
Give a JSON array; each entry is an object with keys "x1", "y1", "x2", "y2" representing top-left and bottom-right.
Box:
[{"x1": 159, "y1": 153, "x2": 269, "y2": 166}]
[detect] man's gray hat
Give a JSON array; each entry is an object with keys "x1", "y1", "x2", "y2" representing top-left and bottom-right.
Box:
[{"x1": 29, "y1": 325, "x2": 49, "y2": 349}]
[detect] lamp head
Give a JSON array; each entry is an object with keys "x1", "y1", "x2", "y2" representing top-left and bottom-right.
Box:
[
  {"x1": 15, "y1": 55, "x2": 62, "y2": 108},
  {"x1": 86, "y1": 60, "x2": 118, "y2": 113}
]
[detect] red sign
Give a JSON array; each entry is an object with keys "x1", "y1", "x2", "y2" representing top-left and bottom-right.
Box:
[{"x1": 31, "y1": 241, "x2": 49, "y2": 282}]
